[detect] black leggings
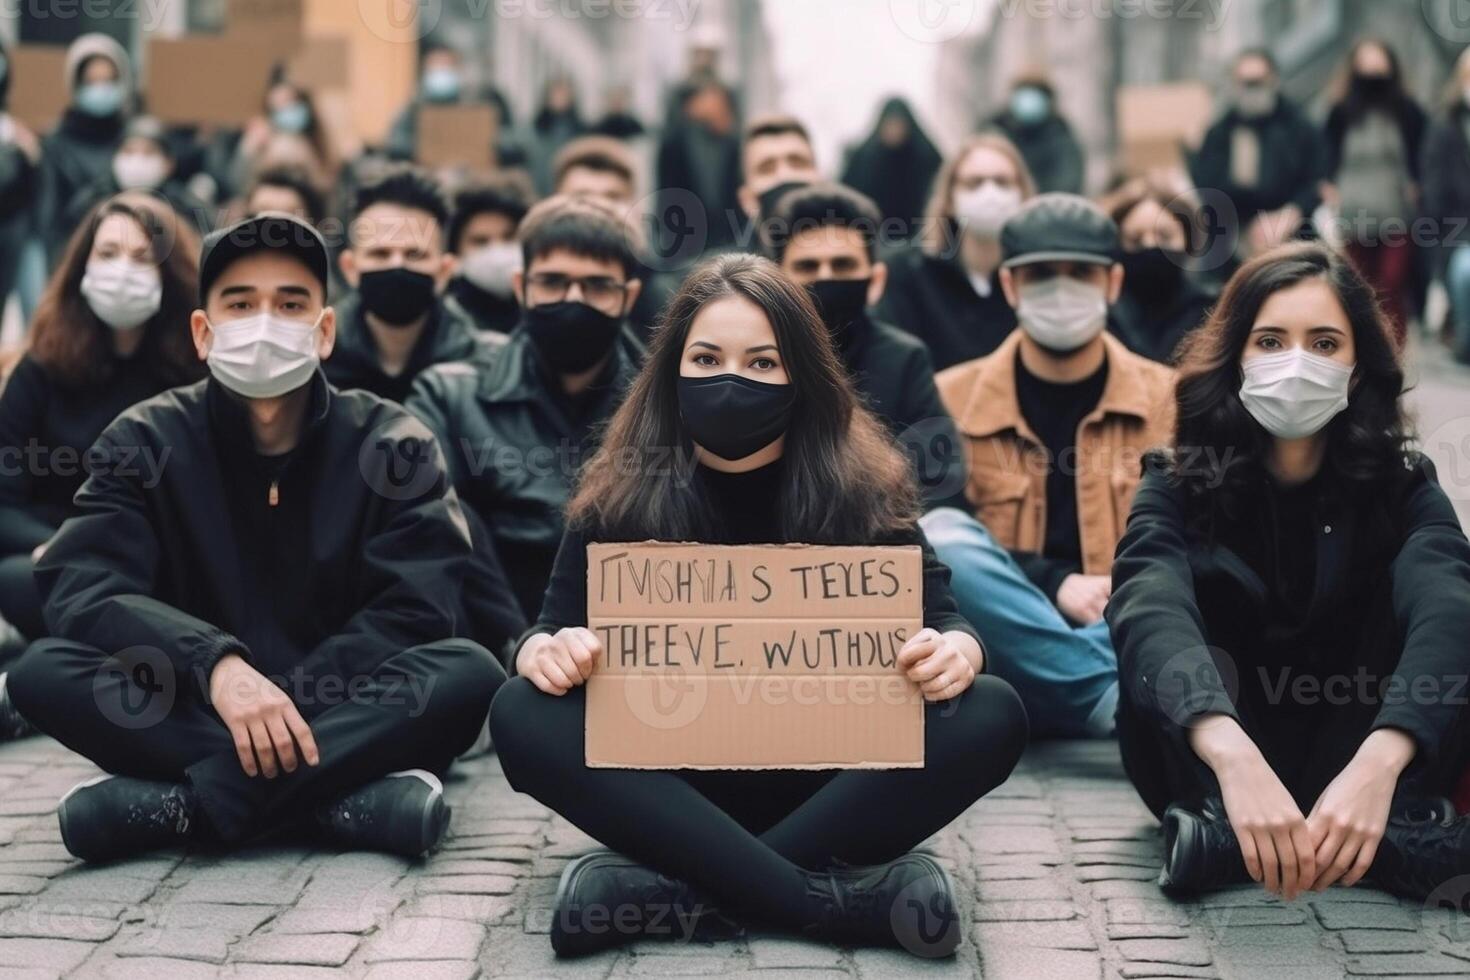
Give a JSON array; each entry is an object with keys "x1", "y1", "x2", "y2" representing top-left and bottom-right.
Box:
[{"x1": 489, "y1": 673, "x2": 1028, "y2": 929}]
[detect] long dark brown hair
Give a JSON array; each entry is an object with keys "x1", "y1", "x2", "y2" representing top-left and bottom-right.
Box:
[
  {"x1": 29, "y1": 192, "x2": 204, "y2": 391},
  {"x1": 1167, "y1": 241, "x2": 1411, "y2": 507},
  {"x1": 567, "y1": 253, "x2": 919, "y2": 542}
]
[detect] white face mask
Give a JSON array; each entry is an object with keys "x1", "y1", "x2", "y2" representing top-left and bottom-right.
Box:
[
  {"x1": 459, "y1": 242, "x2": 522, "y2": 298},
  {"x1": 953, "y1": 182, "x2": 1023, "y2": 238},
  {"x1": 1238, "y1": 347, "x2": 1353, "y2": 440},
  {"x1": 1015, "y1": 275, "x2": 1109, "y2": 352},
  {"x1": 112, "y1": 152, "x2": 169, "y2": 191},
  {"x1": 206, "y1": 311, "x2": 323, "y2": 399},
  {"x1": 81, "y1": 258, "x2": 162, "y2": 331}
]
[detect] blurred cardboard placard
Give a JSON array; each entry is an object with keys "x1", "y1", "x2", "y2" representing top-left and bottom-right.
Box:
[
  {"x1": 585, "y1": 542, "x2": 924, "y2": 769},
  {"x1": 146, "y1": 37, "x2": 277, "y2": 126},
  {"x1": 8, "y1": 46, "x2": 69, "y2": 133},
  {"x1": 416, "y1": 104, "x2": 496, "y2": 170},
  {"x1": 1117, "y1": 82, "x2": 1213, "y2": 176},
  {"x1": 228, "y1": 0, "x2": 304, "y2": 53},
  {"x1": 287, "y1": 35, "x2": 350, "y2": 91}
]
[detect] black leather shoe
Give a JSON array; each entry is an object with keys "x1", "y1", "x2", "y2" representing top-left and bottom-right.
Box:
[
  {"x1": 315, "y1": 769, "x2": 449, "y2": 858},
  {"x1": 1369, "y1": 797, "x2": 1469, "y2": 900},
  {"x1": 804, "y1": 852, "x2": 962, "y2": 957},
  {"x1": 58, "y1": 775, "x2": 197, "y2": 863},
  {"x1": 0, "y1": 673, "x2": 34, "y2": 742},
  {"x1": 1159, "y1": 795, "x2": 1251, "y2": 895},
  {"x1": 550, "y1": 849, "x2": 728, "y2": 958}
]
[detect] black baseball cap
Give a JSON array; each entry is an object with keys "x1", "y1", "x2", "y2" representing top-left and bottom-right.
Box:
[
  {"x1": 198, "y1": 212, "x2": 330, "y2": 307},
  {"x1": 1000, "y1": 193, "x2": 1120, "y2": 269}
]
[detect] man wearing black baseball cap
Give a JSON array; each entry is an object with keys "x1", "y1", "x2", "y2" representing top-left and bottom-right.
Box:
[
  {"x1": 919, "y1": 193, "x2": 1176, "y2": 739},
  {"x1": 6, "y1": 212, "x2": 510, "y2": 862}
]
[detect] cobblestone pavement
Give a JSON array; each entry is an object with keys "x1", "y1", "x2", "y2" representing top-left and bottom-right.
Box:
[
  {"x1": 1, "y1": 344, "x2": 1469, "y2": 979},
  {"x1": 0, "y1": 736, "x2": 1467, "y2": 979}
]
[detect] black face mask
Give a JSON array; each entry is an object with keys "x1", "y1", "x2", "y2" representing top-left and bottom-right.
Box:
[
  {"x1": 1352, "y1": 74, "x2": 1394, "y2": 101},
  {"x1": 1121, "y1": 247, "x2": 1185, "y2": 297},
  {"x1": 678, "y1": 374, "x2": 796, "y2": 462},
  {"x1": 806, "y1": 278, "x2": 871, "y2": 352},
  {"x1": 525, "y1": 301, "x2": 622, "y2": 374},
  {"x1": 358, "y1": 267, "x2": 438, "y2": 326}
]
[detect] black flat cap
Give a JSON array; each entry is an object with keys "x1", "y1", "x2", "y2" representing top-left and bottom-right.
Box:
[
  {"x1": 198, "y1": 212, "x2": 330, "y2": 307},
  {"x1": 1001, "y1": 193, "x2": 1120, "y2": 269}
]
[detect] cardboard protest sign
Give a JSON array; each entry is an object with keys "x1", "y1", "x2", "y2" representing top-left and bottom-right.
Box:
[
  {"x1": 585, "y1": 542, "x2": 925, "y2": 769},
  {"x1": 227, "y1": 0, "x2": 304, "y2": 54},
  {"x1": 146, "y1": 38, "x2": 277, "y2": 126},
  {"x1": 416, "y1": 104, "x2": 497, "y2": 170},
  {"x1": 287, "y1": 35, "x2": 350, "y2": 92},
  {"x1": 8, "y1": 46, "x2": 69, "y2": 133},
  {"x1": 1116, "y1": 82, "x2": 1213, "y2": 176}
]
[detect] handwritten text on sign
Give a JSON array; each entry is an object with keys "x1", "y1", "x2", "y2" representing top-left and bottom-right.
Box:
[{"x1": 585, "y1": 542, "x2": 924, "y2": 770}]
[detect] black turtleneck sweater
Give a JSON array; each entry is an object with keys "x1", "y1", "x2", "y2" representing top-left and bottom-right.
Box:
[
  {"x1": 446, "y1": 278, "x2": 521, "y2": 336},
  {"x1": 524, "y1": 458, "x2": 977, "y2": 648}
]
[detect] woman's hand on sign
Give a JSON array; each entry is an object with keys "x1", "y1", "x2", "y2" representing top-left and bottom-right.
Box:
[
  {"x1": 516, "y1": 627, "x2": 601, "y2": 695},
  {"x1": 897, "y1": 628, "x2": 981, "y2": 702}
]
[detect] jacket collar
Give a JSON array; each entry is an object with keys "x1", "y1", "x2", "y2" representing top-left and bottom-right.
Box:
[
  {"x1": 954, "y1": 329, "x2": 1155, "y2": 442},
  {"x1": 334, "y1": 290, "x2": 479, "y2": 376},
  {"x1": 478, "y1": 324, "x2": 642, "y2": 405},
  {"x1": 206, "y1": 369, "x2": 333, "y2": 457}
]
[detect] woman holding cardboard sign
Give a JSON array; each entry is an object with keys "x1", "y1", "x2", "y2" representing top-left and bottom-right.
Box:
[
  {"x1": 1109, "y1": 243, "x2": 1470, "y2": 903},
  {"x1": 489, "y1": 254, "x2": 1028, "y2": 959}
]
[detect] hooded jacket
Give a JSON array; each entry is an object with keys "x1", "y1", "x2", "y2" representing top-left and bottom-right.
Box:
[{"x1": 36, "y1": 373, "x2": 491, "y2": 695}]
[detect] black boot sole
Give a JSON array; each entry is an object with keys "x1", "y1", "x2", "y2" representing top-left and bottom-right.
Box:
[{"x1": 551, "y1": 850, "x2": 633, "y2": 958}]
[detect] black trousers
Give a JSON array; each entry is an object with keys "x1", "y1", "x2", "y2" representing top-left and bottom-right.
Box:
[
  {"x1": 0, "y1": 553, "x2": 45, "y2": 645},
  {"x1": 489, "y1": 674, "x2": 1029, "y2": 929},
  {"x1": 7, "y1": 636, "x2": 505, "y2": 842}
]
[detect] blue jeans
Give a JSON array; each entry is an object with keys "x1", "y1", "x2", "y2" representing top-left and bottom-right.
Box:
[
  {"x1": 1447, "y1": 245, "x2": 1470, "y2": 362},
  {"x1": 921, "y1": 508, "x2": 1118, "y2": 739}
]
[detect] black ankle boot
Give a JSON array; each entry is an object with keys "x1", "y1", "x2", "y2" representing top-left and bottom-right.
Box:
[
  {"x1": 315, "y1": 769, "x2": 450, "y2": 858},
  {"x1": 0, "y1": 673, "x2": 34, "y2": 742},
  {"x1": 58, "y1": 775, "x2": 197, "y2": 862},
  {"x1": 1369, "y1": 797, "x2": 1470, "y2": 900},
  {"x1": 803, "y1": 852, "x2": 961, "y2": 957},
  {"x1": 550, "y1": 849, "x2": 731, "y2": 958},
  {"x1": 1159, "y1": 795, "x2": 1251, "y2": 895}
]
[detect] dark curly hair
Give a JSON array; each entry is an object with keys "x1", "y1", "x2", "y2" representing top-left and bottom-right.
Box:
[{"x1": 1165, "y1": 241, "x2": 1412, "y2": 515}]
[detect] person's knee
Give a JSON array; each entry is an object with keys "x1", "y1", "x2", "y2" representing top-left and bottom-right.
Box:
[
  {"x1": 6, "y1": 637, "x2": 83, "y2": 723},
  {"x1": 918, "y1": 507, "x2": 988, "y2": 548},
  {"x1": 487, "y1": 676, "x2": 574, "y2": 789},
  {"x1": 929, "y1": 675, "x2": 1029, "y2": 779},
  {"x1": 406, "y1": 637, "x2": 505, "y2": 729}
]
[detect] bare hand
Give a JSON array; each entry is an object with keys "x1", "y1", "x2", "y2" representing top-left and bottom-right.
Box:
[
  {"x1": 1057, "y1": 574, "x2": 1111, "y2": 625},
  {"x1": 897, "y1": 628, "x2": 981, "y2": 702},
  {"x1": 516, "y1": 627, "x2": 601, "y2": 696},
  {"x1": 1307, "y1": 729, "x2": 1414, "y2": 891},
  {"x1": 208, "y1": 654, "x2": 319, "y2": 778}
]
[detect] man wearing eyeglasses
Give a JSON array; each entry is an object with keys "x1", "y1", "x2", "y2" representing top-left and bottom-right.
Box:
[{"x1": 408, "y1": 195, "x2": 644, "y2": 635}]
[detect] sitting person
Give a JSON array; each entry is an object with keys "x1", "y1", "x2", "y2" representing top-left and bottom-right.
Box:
[
  {"x1": 766, "y1": 182, "x2": 965, "y2": 508},
  {"x1": 6, "y1": 212, "x2": 506, "y2": 862},
  {"x1": 488, "y1": 253, "x2": 1028, "y2": 958},
  {"x1": 409, "y1": 194, "x2": 645, "y2": 628},
  {"x1": 0, "y1": 194, "x2": 204, "y2": 739},
  {"x1": 1110, "y1": 242, "x2": 1470, "y2": 902},
  {"x1": 324, "y1": 162, "x2": 483, "y2": 402},
  {"x1": 445, "y1": 174, "x2": 534, "y2": 337},
  {"x1": 921, "y1": 194, "x2": 1175, "y2": 738}
]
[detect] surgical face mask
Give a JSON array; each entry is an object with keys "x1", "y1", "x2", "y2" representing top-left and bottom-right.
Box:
[
  {"x1": 422, "y1": 67, "x2": 461, "y2": 103},
  {"x1": 206, "y1": 311, "x2": 322, "y2": 400},
  {"x1": 1235, "y1": 83, "x2": 1278, "y2": 119},
  {"x1": 953, "y1": 182, "x2": 1023, "y2": 237},
  {"x1": 1238, "y1": 347, "x2": 1353, "y2": 440},
  {"x1": 80, "y1": 258, "x2": 162, "y2": 331},
  {"x1": 460, "y1": 242, "x2": 521, "y2": 298},
  {"x1": 271, "y1": 101, "x2": 311, "y2": 134},
  {"x1": 75, "y1": 81, "x2": 123, "y2": 118},
  {"x1": 1015, "y1": 274, "x2": 1109, "y2": 353},
  {"x1": 1010, "y1": 87, "x2": 1051, "y2": 126},
  {"x1": 112, "y1": 151, "x2": 169, "y2": 190}
]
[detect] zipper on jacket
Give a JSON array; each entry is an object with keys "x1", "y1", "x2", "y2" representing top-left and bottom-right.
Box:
[{"x1": 268, "y1": 479, "x2": 280, "y2": 508}]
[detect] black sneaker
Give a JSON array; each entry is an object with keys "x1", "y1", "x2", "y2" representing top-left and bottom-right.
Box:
[
  {"x1": 1159, "y1": 795, "x2": 1251, "y2": 895},
  {"x1": 804, "y1": 852, "x2": 962, "y2": 957},
  {"x1": 1369, "y1": 797, "x2": 1470, "y2": 900},
  {"x1": 58, "y1": 775, "x2": 197, "y2": 863},
  {"x1": 315, "y1": 769, "x2": 449, "y2": 858},
  {"x1": 0, "y1": 673, "x2": 34, "y2": 741},
  {"x1": 550, "y1": 849, "x2": 732, "y2": 958}
]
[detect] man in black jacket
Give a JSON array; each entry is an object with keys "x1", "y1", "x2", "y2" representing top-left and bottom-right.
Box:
[
  {"x1": 767, "y1": 183, "x2": 965, "y2": 509},
  {"x1": 409, "y1": 195, "x2": 644, "y2": 629},
  {"x1": 325, "y1": 163, "x2": 486, "y2": 403},
  {"x1": 6, "y1": 213, "x2": 507, "y2": 863}
]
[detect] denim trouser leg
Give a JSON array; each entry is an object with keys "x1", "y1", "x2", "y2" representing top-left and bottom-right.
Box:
[
  {"x1": 1446, "y1": 246, "x2": 1470, "y2": 363},
  {"x1": 920, "y1": 507, "x2": 1118, "y2": 738}
]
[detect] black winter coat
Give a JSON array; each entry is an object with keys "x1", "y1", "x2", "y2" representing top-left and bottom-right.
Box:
[
  {"x1": 877, "y1": 248, "x2": 1018, "y2": 372},
  {"x1": 323, "y1": 291, "x2": 486, "y2": 404}
]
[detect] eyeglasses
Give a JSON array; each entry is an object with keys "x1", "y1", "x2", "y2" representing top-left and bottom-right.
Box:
[{"x1": 526, "y1": 273, "x2": 628, "y2": 314}]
